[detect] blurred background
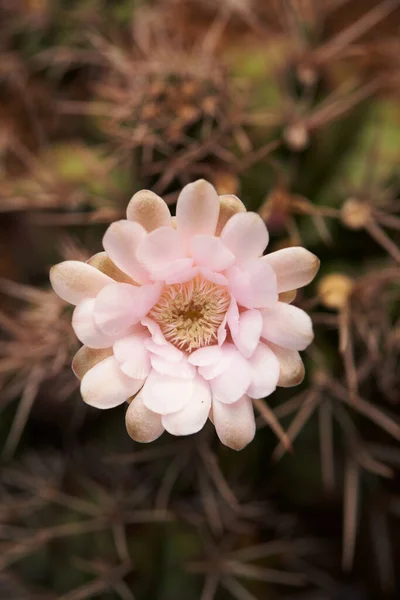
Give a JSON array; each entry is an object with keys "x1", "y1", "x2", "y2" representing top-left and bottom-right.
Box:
[{"x1": 0, "y1": 0, "x2": 400, "y2": 598}]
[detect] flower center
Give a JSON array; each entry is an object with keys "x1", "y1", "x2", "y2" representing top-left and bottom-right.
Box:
[{"x1": 148, "y1": 275, "x2": 231, "y2": 352}]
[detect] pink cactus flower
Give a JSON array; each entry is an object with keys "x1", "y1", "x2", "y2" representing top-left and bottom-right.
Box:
[{"x1": 50, "y1": 180, "x2": 319, "y2": 450}]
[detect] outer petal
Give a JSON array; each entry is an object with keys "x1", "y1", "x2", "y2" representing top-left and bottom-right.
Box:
[
  {"x1": 261, "y1": 302, "x2": 314, "y2": 351},
  {"x1": 50, "y1": 261, "x2": 112, "y2": 305},
  {"x1": 189, "y1": 235, "x2": 235, "y2": 271},
  {"x1": 102, "y1": 220, "x2": 150, "y2": 283},
  {"x1": 212, "y1": 395, "x2": 256, "y2": 450},
  {"x1": 72, "y1": 299, "x2": 116, "y2": 348},
  {"x1": 94, "y1": 282, "x2": 161, "y2": 337},
  {"x1": 220, "y1": 212, "x2": 269, "y2": 263},
  {"x1": 141, "y1": 370, "x2": 193, "y2": 415},
  {"x1": 162, "y1": 376, "x2": 211, "y2": 436},
  {"x1": 261, "y1": 247, "x2": 320, "y2": 292},
  {"x1": 72, "y1": 346, "x2": 113, "y2": 380},
  {"x1": 210, "y1": 346, "x2": 252, "y2": 404},
  {"x1": 136, "y1": 227, "x2": 188, "y2": 279},
  {"x1": 87, "y1": 252, "x2": 134, "y2": 284},
  {"x1": 125, "y1": 395, "x2": 164, "y2": 443},
  {"x1": 113, "y1": 332, "x2": 152, "y2": 379},
  {"x1": 267, "y1": 342, "x2": 305, "y2": 387},
  {"x1": 215, "y1": 194, "x2": 246, "y2": 236},
  {"x1": 247, "y1": 342, "x2": 280, "y2": 399},
  {"x1": 81, "y1": 356, "x2": 144, "y2": 409},
  {"x1": 176, "y1": 179, "x2": 220, "y2": 242},
  {"x1": 126, "y1": 189, "x2": 171, "y2": 231},
  {"x1": 232, "y1": 309, "x2": 262, "y2": 358}
]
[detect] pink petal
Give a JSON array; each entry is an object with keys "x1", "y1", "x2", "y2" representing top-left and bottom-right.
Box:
[
  {"x1": 232, "y1": 309, "x2": 262, "y2": 358},
  {"x1": 261, "y1": 247, "x2": 320, "y2": 292},
  {"x1": 217, "y1": 298, "x2": 239, "y2": 345},
  {"x1": 113, "y1": 332, "x2": 152, "y2": 379},
  {"x1": 141, "y1": 317, "x2": 168, "y2": 344},
  {"x1": 150, "y1": 355, "x2": 195, "y2": 379},
  {"x1": 126, "y1": 189, "x2": 171, "y2": 231},
  {"x1": 164, "y1": 263, "x2": 198, "y2": 285},
  {"x1": 50, "y1": 261, "x2": 112, "y2": 305},
  {"x1": 261, "y1": 302, "x2": 314, "y2": 351},
  {"x1": 212, "y1": 395, "x2": 256, "y2": 450},
  {"x1": 162, "y1": 376, "x2": 211, "y2": 436},
  {"x1": 188, "y1": 345, "x2": 224, "y2": 367},
  {"x1": 226, "y1": 260, "x2": 277, "y2": 309},
  {"x1": 136, "y1": 227, "x2": 187, "y2": 279},
  {"x1": 102, "y1": 220, "x2": 150, "y2": 283},
  {"x1": 267, "y1": 342, "x2": 305, "y2": 387},
  {"x1": 220, "y1": 212, "x2": 269, "y2": 263},
  {"x1": 176, "y1": 179, "x2": 220, "y2": 242},
  {"x1": 247, "y1": 342, "x2": 280, "y2": 399},
  {"x1": 125, "y1": 395, "x2": 164, "y2": 443},
  {"x1": 209, "y1": 345, "x2": 252, "y2": 404},
  {"x1": 189, "y1": 235, "x2": 235, "y2": 271},
  {"x1": 81, "y1": 356, "x2": 144, "y2": 409},
  {"x1": 94, "y1": 282, "x2": 161, "y2": 337},
  {"x1": 72, "y1": 299, "x2": 116, "y2": 349},
  {"x1": 145, "y1": 338, "x2": 184, "y2": 362},
  {"x1": 196, "y1": 268, "x2": 229, "y2": 286},
  {"x1": 141, "y1": 370, "x2": 193, "y2": 415}
]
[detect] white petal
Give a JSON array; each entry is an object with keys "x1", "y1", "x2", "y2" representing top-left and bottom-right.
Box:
[
  {"x1": 162, "y1": 376, "x2": 211, "y2": 436},
  {"x1": 212, "y1": 395, "x2": 255, "y2": 450},
  {"x1": 125, "y1": 395, "x2": 164, "y2": 442},
  {"x1": 126, "y1": 189, "x2": 171, "y2": 231},
  {"x1": 189, "y1": 235, "x2": 235, "y2": 271},
  {"x1": 220, "y1": 212, "x2": 269, "y2": 263},
  {"x1": 141, "y1": 370, "x2": 193, "y2": 415},
  {"x1": 72, "y1": 299, "x2": 116, "y2": 348},
  {"x1": 261, "y1": 247, "x2": 320, "y2": 292},
  {"x1": 176, "y1": 180, "x2": 220, "y2": 242},
  {"x1": 102, "y1": 220, "x2": 150, "y2": 283},
  {"x1": 113, "y1": 332, "x2": 152, "y2": 379},
  {"x1": 50, "y1": 261, "x2": 112, "y2": 305},
  {"x1": 233, "y1": 309, "x2": 262, "y2": 358},
  {"x1": 261, "y1": 302, "x2": 314, "y2": 351},
  {"x1": 150, "y1": 354, "x2": 195, "y2": 379},
  {"x1": 210, "y1": 346, "x2": 252, "y2": 404},
  {"x1": 136, "y1": 226, "x2": 187, "y2": 279},
  {"x1": 247, "y1": 342, "x2": 280, "y2": 399},
  {"x1": 94, "y1": 282, "x2": 161, "y2": 337},
  {"x1": 81, "y1": 356, "x2": 144, "y2": 409}
]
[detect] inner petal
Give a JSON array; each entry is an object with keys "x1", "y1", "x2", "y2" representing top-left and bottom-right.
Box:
[{"x1": 148, "y1": 275, "x2": 231, "y2": 353}]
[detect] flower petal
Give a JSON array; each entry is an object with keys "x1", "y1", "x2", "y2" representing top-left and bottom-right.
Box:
[
  {"x1": 136, "y1": 226, "x2": 187, "y2": 279},
  {"x1": 226, "y1": 260, "x2": 277, "y2": 309},
  {"x1": 94, "y1": 282, "x2": 161, "y2": 337},
  {"x1": 113, "y1": 332, "x2": 152, "y2": 379},
  {"x1": 150, "y1": 354, "x2": 195, "y2": 379},
  {"x1": 125, "y1": 395, "x2": 164, "y2": 443},
  {"x1": 72, "y1": 299, "x2": 116, "y2": 348},
  {"x1": 176, "y1": 179, "x2": 220, "y2": 242},
  {"x1": 72, "y1": 346, "x2": 113, "y2": 380},
  {"x1": 233, "y1": 309, "x2": 262, "y2": 358},
  {"x1": 50, "y1": 261, "x2": 112, "y2": 305},
  {"x1": 267, "y1": 343, "x2": 305, "y2": 387},
  {"x1": 210, "y1": 346, "x2": 252, "y2": 404},
  {"x1": 217, "y1": 297, "x2": 239, "y2": 346},
  {"x1": 212, "y1": 395, "x2": 255, "y2": 450},
  {"x1": 145, "y1": 338, "x2": 184, "y2": 362},
  {"x1": 87, "y1": 252, "x2": 134, "y2": 284},
  {"x1": 162, "y1": 376, "x2": 211, "y2": 436},
  {"x1": 261, "y1": 302, "x2": 314, "y2": 351},
  {"x1": 188, "y1": 345, "x2": 224, "y2": 367},
  {"x1": 141, "y1": 370, "x2": 193, "y2": 415},
  {"x1": 215, "y1": 194, "x2": 246, "y2": 236},
  {"x1": 261, "y1": 247, "x2": 320, "y2": 292},
  {"x1": 81, "y1": 356, "x2": 144, "y2": 409},
  {"x1": 247, "y1": 342, "x2": 280, "y2": 399},
  {"x1": 102, "y1": 220, "x2": 150, "y2": 283},
  {"x1": 220, "y1": 212, "x2": 269, "y2": 263},
  {"x1": 189, "y1": 235, "x2": 235, "y2": 271},
  {"x1": 126, "y1": 189, "x2": 171, "y2": 231}
]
